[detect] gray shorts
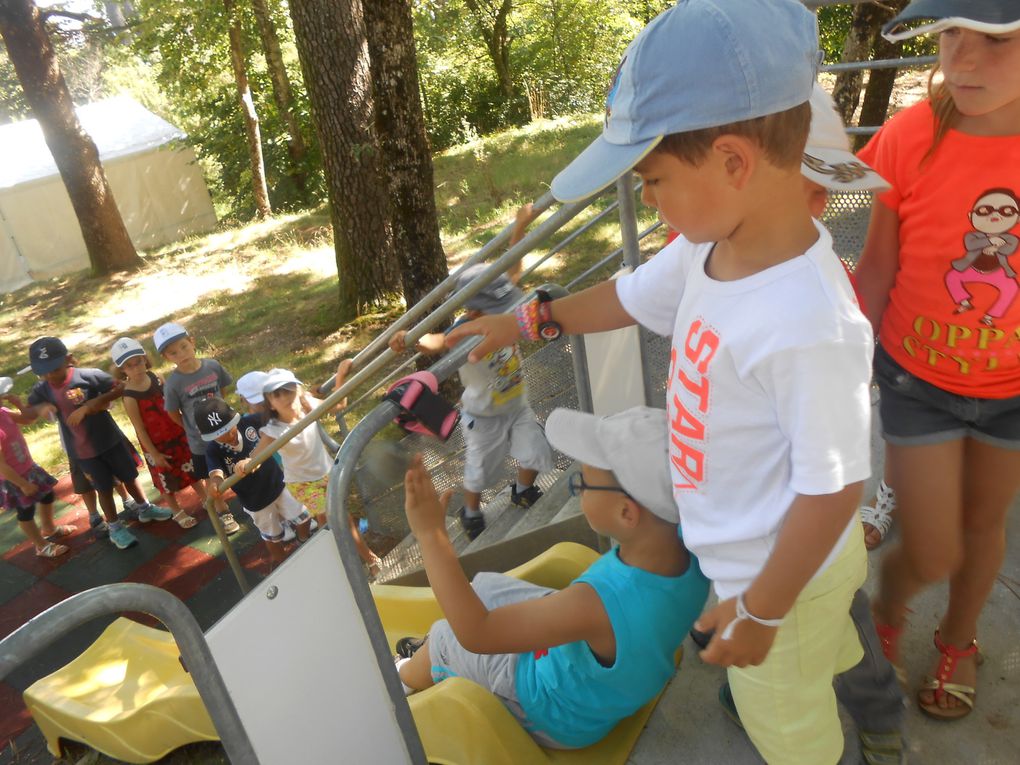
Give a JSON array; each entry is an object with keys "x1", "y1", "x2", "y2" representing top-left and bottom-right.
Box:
[
  {"x1": 874, "y1": 344, "x2": 1020, "y2": 449},
  {"x1": 461, "y1": 405, "x2": 554, "y2": 492},
  {"x1": 427, "y1": 572, "x2": 568, "y2": 748}
]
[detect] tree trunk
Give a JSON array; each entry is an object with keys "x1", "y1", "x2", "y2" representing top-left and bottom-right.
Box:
[
  {"x1": 0, "y1": 0, "x2": 141, "y2": 275},
  {"x1": 853, "y1": 1, "x2": 908, "y2": 151},
  {"x1": 287, "y1": 0, "x2": 399, "y2": 318},
  {"x1": 223, "y1": 0, "x2": 272, "y2": 218},
  {"x1": 464, "y1": 0, "x2": 515, "y2": 99},
  {"x1": 363, "y1": 0, "x2": 449, "y2": 310},
  {"x1": 249, "y1": 0, "x2": 310, "y2": 195}
]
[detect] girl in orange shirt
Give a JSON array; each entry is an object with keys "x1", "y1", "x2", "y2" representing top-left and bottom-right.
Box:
[{"x1": 854, "y1": 0, "x2": 1020, "y2": 721}]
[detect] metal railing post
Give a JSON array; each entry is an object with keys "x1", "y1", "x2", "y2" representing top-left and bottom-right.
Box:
[{"x1": 616, "y1": 173, "x2": 656, "y2": 407}]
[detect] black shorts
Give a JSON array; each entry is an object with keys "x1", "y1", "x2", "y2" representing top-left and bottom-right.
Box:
[
  {"x1": 69, "y1": 457, "x2": 94, "y2": 494},
  {"x1": 77, "y1": 442, "x2": 140, "y2": 492},
  {"x1": 16, "y1": 492, "x2": 56, "y2": 522},
  {"x1": 874, "y1": 344, "x2": 1020, "y2": 450},
  {"x1": 190, "y1": 451, "x2": 209, "y2": 480}
]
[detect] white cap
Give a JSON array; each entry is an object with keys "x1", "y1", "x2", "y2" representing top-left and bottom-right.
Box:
[
  {"x1": 262, "y1": 368, "x2": 303, "y2": 395},
  {"x1": 110, "y1": 337, "x2": 146, "y2": 367},
  {"x1": 0, "y1": 377, "x2": 13, "y2": 395},
  {"x1": 154, "y1": 322, "x2": 189, "y2": 354},
  {"x1": 236, "y1": 371, "x2": 270, "y2": 404},
  {"x1": 802, "y1": 83, "x2": 890, "y2": 193},
  {"x1": 545, "y1": 406, "x2": 677, "y2": 523}
]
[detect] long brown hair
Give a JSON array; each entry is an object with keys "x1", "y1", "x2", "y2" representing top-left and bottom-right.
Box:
[{"x1": 925, "y1": 63, "x2": 961, "y2": 163}]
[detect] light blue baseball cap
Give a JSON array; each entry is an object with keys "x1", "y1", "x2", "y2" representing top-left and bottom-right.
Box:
[{"x1": 551, "y1": 0, "x2": 820, "y2": 203}]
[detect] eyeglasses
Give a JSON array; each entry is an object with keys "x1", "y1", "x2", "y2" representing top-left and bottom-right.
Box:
[
  {"x1": 973, "y1": 205, "x2": 1019, "y2": 217},
  {"x1": 567, "y1": 471, "x2": 634, "y2": 501}
]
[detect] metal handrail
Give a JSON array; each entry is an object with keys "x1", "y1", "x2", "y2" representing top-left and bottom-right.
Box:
[{"x1": 0, "y1": 584, "x2": 259, "y2": 764}]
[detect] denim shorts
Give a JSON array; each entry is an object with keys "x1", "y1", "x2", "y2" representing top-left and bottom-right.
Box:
[{"x1": 873, "y1": 344, "x2": 1020, "y2": 449}]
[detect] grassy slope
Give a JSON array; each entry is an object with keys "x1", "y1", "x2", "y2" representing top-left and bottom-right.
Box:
[{"x1": 0, "y1": 115, "x2": 660, "y2": 476}]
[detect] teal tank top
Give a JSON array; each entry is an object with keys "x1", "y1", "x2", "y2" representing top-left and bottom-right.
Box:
[{"x1": 514, "y1": 546, "x2": 709, "y2": 748}]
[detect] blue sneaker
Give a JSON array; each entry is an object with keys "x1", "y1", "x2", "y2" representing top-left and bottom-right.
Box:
[
  {"x1": 108, "y1": 524, "x2": 139, "y2": 550},
  {"x1": 136, "y1": 503, "x2": 173, "y2": 523}
]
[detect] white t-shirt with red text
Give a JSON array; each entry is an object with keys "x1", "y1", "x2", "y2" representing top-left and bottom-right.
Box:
[{"x1": 616, "y1": 221, "x2": 873, "y2": 599}]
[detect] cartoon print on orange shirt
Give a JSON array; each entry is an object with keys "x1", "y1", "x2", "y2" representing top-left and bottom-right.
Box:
[{"x1": 944, "y1": 188, "x2": 1020, "y2": 328}]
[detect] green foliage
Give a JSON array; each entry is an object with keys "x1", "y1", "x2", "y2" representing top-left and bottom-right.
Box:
[
  {"x1": 414, "y1": 0, "x2": 645, "y2": 150},
  {"x1": 131, "y1": 0, "x2": 323, "y2": 219}
]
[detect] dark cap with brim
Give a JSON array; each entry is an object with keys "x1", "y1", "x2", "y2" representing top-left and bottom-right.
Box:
[
  {"x1": 29, "y1": 337, "x2": 68, "y2": 375},
  {"x1": 456, "y1": 264, "x2": 525, "y2": 315},
  {"x1": 884, "y1": 0, "x2": 1020, "y2": 41},
  {"x1": 195, "y1": 397, "x2": 241, "y2": 441}
]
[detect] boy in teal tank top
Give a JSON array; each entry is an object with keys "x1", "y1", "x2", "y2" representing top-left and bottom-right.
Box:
[{"x1": 396, "y1": 406, "x2": 709, "y2": 748}]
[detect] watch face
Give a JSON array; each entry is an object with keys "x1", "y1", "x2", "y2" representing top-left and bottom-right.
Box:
[{"x1": 539, "y1": 322, "x2": 562, "y2": 341}]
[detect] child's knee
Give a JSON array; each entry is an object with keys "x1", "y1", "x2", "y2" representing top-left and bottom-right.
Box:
[{"x1": 905, "y1": 539, "x2": 962, "y2": 584}]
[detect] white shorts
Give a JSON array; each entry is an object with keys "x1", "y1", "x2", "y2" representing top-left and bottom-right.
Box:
[
  {"x1": 244, "y1": 488, "x2": 310, "y2": 542},
  {"x1": 461, "y1": 405, "x2": 553, "y2": 493}
]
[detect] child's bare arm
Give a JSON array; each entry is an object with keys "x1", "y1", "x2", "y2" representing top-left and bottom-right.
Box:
[
  {"x1": 405, "y1": 454, "x2": 611, "y2": 654},
  {"x1": 0, "y1": 451, "x2": 35, "y2": 495},
  {"x1": 2, "y1": 394, "x2": 37, "y2": 426},
  {"x1": 506, "y1": 204, "x2": 535, "y2": 284},
  {"x1": 66, "y1": 383, "x2": 125, "y2": 427},
  {"x1": 446, "y1": 280, "x2": 634, "y2": 362},
  {"x1": 389, "y1": 330, "x2": 447, "y2": 355},
  {"x1": 851, "y1": 201, "x2": 899, "y2": 333},
  {"x1": 123, "y1": 396, "x2": 169, "y2": 469},
  {"x1": 330, "y1": 358, "x2": 354, "y2": 411},
  {"x1": 698, "y1": 482, "x2": 863, "y2": 668},
  {"x1": 166, "y1": 409, "x2": 184, "y2": 427}
]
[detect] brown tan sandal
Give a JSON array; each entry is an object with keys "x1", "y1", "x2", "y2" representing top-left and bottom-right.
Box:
[{"x1": 919, "y1": 629, "x2": 978, "y2": 721}]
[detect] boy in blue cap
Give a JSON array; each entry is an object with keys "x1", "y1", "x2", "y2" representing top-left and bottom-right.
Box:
[
  {"x1": 449, "y1": 2, "x2": 875, "y2": 763},
  {"x1": 25, "y1": 337, "x2": 174, "y2": 550}
]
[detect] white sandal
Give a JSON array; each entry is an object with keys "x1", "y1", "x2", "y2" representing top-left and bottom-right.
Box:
[
  {"x1": 172, "y1": 510, "x2": 198, "y2": 529},
  {"x1": 860, "y1": 480, "x2": 895, "y2": 550}
]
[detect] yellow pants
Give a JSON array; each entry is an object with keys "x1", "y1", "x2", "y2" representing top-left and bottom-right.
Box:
[{"x1": 729, "y1": 522, "x2": 867, "y2": 765}]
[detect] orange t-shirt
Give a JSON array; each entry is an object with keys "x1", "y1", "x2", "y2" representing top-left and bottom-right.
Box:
[{"x1": 858, "y1": 101, "x2": 1020, "y2": 398}]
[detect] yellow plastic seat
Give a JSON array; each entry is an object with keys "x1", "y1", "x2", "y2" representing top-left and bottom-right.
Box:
[
  {"x1": 374, "y1": 541, "x2": 679, "y2": 765},
  {"x1": 23, "y1": 617, "x2": 217, "y2": 764}
]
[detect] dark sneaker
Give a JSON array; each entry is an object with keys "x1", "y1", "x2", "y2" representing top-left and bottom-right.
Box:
[
  {"x1": 510, "y1": 484, "x2": 543, "y2": 508},
  {"x1": 395, "y1": 635, "x2": 427, "y2": 659},
  {"x1": 718, "y1": 683, "x2": 743, "y2": 729},
  {"x1": 90, "y1": 515, "x2": 109, "y2": 540},
  {"x1": 458, "y1": 507, "x2": 486, "y2": 540}
]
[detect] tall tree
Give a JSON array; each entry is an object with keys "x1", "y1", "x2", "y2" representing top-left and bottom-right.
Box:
[
  {"x1": 0, "y1": 0, "x2": 141, "y2": 274},
  {"x1": 223, "y1": 0, "x2": 271, "y2": 218},
  {"x1": 363, "y1": 0, "x2": 448, "y2": 309},
  {"x1": 464, "y1": 0, "x2": 515, "y2": 100},
  {"x1": 830, "y1": 1, "x2": 906, "y2": 127},
  {"x1": 249, "y1": 0, "x2": 310, "y2": 195},
  {"x1": 853, "y1": 1, "x2": 908, "y2": 150},
  {"x1": 288, "y1": 0, "x2": 399, "y2": 317}
]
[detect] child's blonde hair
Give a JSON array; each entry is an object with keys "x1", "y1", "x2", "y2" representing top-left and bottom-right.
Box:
[{"x1": 925, "y1": 65, "x2": 960, "y2": 163}]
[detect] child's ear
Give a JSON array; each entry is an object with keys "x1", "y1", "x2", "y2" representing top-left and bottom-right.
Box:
[
  {"x1": 619, "y1": 497, "x2": 642, "y2": 529},
  {"x1": 712, "y1": 135, "x2": 756, "y2": 190}
]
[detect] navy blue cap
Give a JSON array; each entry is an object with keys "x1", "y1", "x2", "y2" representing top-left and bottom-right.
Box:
[{"x1": 29, "y1": 337, "x2": 68, "y2": 375}]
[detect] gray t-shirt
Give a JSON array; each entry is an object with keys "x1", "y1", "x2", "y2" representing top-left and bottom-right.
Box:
[{"x1": 163, "y1": 359, "x2": 233, "y2": 452}]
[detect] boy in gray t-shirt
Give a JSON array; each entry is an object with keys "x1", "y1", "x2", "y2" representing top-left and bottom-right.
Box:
[
  {"x1": 389, "y1": 207, "x2": 553, "y2": 541},
  {"x1": 155, "y1": 323, "x2": 236, "y2": 533}
]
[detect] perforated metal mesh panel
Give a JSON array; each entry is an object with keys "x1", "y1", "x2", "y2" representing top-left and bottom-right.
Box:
[{"x1": 356, "y1": 339, "x2": 580, "y2": 538}]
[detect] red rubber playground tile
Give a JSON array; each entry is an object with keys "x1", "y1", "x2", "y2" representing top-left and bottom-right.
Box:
[
  {"x1": 0, "y1": 680, "x2": 33, "y2": 753},
  {"x1": 124, "y1": 544, "x2": 226, "y2": 603},
  {"x1": 0, "y1": 579, "x2": 71, "y2": 641}
]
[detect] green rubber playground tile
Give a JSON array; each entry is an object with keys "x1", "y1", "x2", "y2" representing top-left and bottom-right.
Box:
[
  {"x1": 0, "y1": 559, "x2": 35, "y2": 608},
  {"x1": 44, "y1": 530, "x2": 170, "y2": 593},
  {"x1": 184, "y1": 520, "x2": 261, "y2": 559}
]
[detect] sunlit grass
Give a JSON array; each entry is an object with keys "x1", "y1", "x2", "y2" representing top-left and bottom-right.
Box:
[{"x1": 1, "y1": 116, "x2": 663, "y2": 479}]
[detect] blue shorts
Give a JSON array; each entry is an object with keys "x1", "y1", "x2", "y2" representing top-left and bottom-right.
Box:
[
  {"x1": 77, "y1": 442, "x2": 139, "y2": 492},
  {"x1": 874, "y1": 345, "x2": 1020, "y2": 449}
]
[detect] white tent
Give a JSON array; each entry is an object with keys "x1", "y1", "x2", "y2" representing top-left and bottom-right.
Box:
[{"x1": 0, "y1": 97, "x2": 217, "y2": 293}]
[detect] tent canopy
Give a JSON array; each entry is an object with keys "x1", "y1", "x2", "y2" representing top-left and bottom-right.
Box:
[
  {"x1": 0, "y1": 97, "x2": 186, "y2": 190},
  {"x1": 0, "y1": 97, "x2": 216, "y2": 294}
]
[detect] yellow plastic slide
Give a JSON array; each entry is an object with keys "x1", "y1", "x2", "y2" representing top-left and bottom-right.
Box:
[
  {"x1": 375, "y1": 541, "x2": 682, "y2": 765},
  {"x1": 23, "y1": 617, "x2": 217, "y2": 763}
]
